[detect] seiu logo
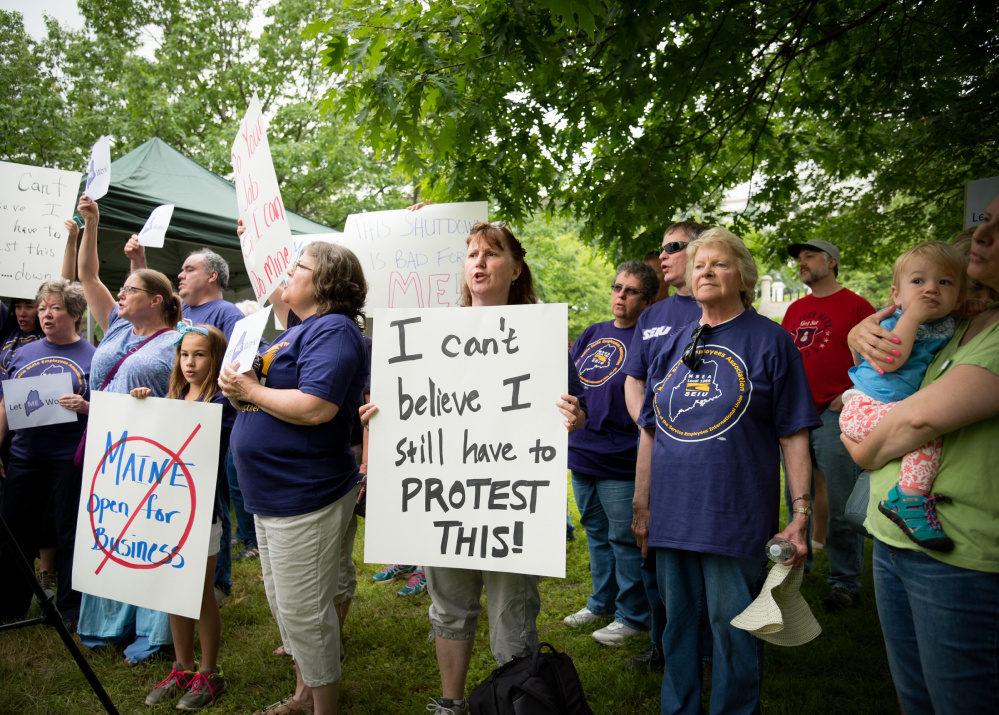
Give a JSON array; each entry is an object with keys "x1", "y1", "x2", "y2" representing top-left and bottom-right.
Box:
[{"x1": 643, "y1": 326, "x2": 672, "y2": 340}]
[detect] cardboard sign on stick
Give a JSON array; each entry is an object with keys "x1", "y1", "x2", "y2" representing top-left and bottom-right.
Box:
[
  {"x1": 363, "y1": 303, "x2": 569, "y2": 577},
  {"x1": 2, "y1": 373, "x2": 76, "y2": 429},
  {"x1": 72, "y1": 392, "x2": 222, "y2": 619},
  {"x1": 137, "y1": 204, "x2": 175, "y2": 248},
  {"x1": 85, "y1": 136, "x2": 111, "y2": 201},
  {"x1": 0, "y1": 160, "x2": 82, "y2": 299},
  {"x1": 231, "y1": 95, "x2": 295, "y2": 304},
  {"x1": 222, "y1": 305, "x2": 273, "y2": 373}
]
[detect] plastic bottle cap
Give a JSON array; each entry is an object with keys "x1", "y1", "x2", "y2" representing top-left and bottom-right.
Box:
[{"x1": 769, "y1": 544, "x2": 782, "y2": 557}]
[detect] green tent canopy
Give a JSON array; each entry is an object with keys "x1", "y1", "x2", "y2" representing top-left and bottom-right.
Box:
[{"x1": 78, "y1": 137, "x2": 337, "y2": 300}]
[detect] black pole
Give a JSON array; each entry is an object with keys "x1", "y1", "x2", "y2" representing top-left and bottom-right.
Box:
[{"x1": 0, "y1": 514, "x2": 120, "y2": 715}]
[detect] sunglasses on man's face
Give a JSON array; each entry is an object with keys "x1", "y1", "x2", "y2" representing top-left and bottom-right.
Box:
[
  {"x1": 660, "y1": 241, "x2": 689, "y2": 255},
  {"x1": 681, "y1": 324, "x2": 710, "y2": 370}
]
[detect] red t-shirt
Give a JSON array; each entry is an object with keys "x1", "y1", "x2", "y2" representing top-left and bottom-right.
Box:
[{"x1": 781, "y1": 288, "x2": 876, "y2": 412}]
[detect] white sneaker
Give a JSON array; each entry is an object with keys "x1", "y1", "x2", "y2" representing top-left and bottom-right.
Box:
[
  {"x1": 563, "y1": 607, "x2": 600, "y2": 627},
  {"x1": 592, "y1": 621, "x2": 645, "y2": 646}
]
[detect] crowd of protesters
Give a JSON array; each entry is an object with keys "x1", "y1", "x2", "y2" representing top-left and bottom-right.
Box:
[{"x1": 0, "y1": 191, "x2": 997, "y2": 715}]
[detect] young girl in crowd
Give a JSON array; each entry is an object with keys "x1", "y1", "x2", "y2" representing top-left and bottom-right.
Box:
[
  {"x1": 840, "y1": 241, "x2": 966, "y2": 550},
  {"x1": 131, "y1": 323, "x2": 234, "y2": 711}
]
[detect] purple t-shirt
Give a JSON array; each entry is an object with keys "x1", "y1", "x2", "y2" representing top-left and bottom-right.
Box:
[
  {"x1": 2, "y1": 337, "x2": 95, "y2": 460},
  {"x1": 623, "y1": 293, "x2": 701, "y2": 380},
  {"x1": 231, "y1": 313, "x2": 369, "y2": 517},
  {"x1": 639, "y1": 309, "x2": 820, "y2": 561},
  {"x1": 568, "y1": 320, "x2": 639, "y2": 479},
  {"x1": 0, "y1": 302, "x2": 43, "y2": 381},
  {"x1": 183, "y1": 299, "x2": 244, "y2": 340}
]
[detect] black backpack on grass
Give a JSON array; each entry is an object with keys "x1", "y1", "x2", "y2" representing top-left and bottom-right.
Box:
[{"x1": 469, "y1": 642, "x2": 594, "y2": 715}]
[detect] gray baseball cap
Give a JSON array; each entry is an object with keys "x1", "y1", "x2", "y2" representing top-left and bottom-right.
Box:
[{"x1": 788, "y1": 239, "x2": 840, "y2": 262}]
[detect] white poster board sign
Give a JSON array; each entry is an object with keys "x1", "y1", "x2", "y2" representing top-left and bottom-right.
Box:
[
  {"x1": 73, "y1": 392, "x2": 222, "y2": 619},
  {"x1": 85, "y1": 136, "x2": 111, "y2": 201},
  {"x1": 334, "y1": 202, "x2": 487, "y2": 309},
  {"x1": 2, "y1": 373, "x2": 75, "y2": 429},
  {"x1": 0, "y1": 161, "x2": 82, "y2": 299},
  {"x1": 965, "y1": 176, "x2": 999, "y2": 229},
  {"x1": 222, "y1": 305, "x2": 273, "y2": 373},
  {"x1": 364, "y1": 303, "x2": 569, "y2": 577},
  {"x1": 137, "y1": 204, "x2": 175, "y2": 248},
  {"x1": 231, "y1": 95, "x2": 295, "y2": 304}
]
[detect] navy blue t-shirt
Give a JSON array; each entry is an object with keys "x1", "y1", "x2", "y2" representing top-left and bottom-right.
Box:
[
  {"x1": 639, "y1": 309, "x2": 820, "y2": 561},
  {"x1": 2, "y1": 337, "x2": 95, "y2": 460},
  {"x1": 0, "y1": 302, "x2": 43, "y2": 381},
  {"x1": 183, "y1": 299, "x2": 244, "y2": 340},
  {"x1": 349, "y1": 335, "x2": 373, "y2": 448},
  {"x1": 623, "y1": 293, "x2": 701, "y2": 381},
  {"x1": 231, "y1": 312, "x2": 369, "y2": 517},
  {"x1": 568, "y1": 320, "x2": 639, "y2": 479}
]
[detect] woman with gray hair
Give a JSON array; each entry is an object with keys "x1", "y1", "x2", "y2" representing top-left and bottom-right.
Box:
[
  {"x1": 0, "y1": 279, "x2": 95, "y2": 625},
  {"x1": 563, "y1": 260, "x2": 658, "y2": 645},
  {"x1": 632, "y1": 227, "x2": 820, "y2": 714}
]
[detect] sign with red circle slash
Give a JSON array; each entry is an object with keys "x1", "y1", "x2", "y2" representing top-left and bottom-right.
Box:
[{"x1": 72, "y1": 391, "x2": 222, "y2": 619}]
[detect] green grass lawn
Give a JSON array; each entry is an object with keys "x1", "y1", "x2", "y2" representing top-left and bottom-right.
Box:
[{"x1": 0, "y1": 475, "x2": 897, "y2": 714}]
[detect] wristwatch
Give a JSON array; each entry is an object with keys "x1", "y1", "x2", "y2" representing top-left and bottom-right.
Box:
[{"x1": 791, "y1": 494, "x2": 812, "y2": 517}]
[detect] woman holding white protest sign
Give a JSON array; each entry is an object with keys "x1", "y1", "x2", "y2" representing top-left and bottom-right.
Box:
[
  {"x1": 359, "y1": 218, "x2": 587, "y2": 715},
  {"x1": 1, "y1": 217, "x2": 80, "y2": 590},
  {"x1": 0, "y1": 279, "x2": 94, "y2": 626},
  {"x1": 74, "y1": 193, "x2": 182, "y2": 664},
  {"x1": 220, "y1": 240, "x2": 369, "y2": 715}
]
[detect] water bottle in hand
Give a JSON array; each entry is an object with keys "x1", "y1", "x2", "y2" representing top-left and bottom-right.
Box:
[{"x1": 765, "y1": 537, "x2": 795, "y2": 564}]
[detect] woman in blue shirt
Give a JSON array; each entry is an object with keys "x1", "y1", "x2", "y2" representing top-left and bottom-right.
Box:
[{"x1": 219, "y1": 241, "x2": 369, "y2": 715}]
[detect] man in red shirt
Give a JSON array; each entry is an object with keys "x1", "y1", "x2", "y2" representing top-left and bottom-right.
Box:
[{"x1": 782, "y1": 239, "x2": 876, "y2": 610}]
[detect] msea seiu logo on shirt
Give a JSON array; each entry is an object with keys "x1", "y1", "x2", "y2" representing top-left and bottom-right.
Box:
[
  {"x1": 575, "y1": 337, "x2": 627, "y2": 387},
  {"x1": 258, "y1": 341, "x2": 290, "y2": 376},
  {"x1": 13, "y1": 356, "x2": 88, "y2": 395},
  {"x1": 642, "y1": 325, "x2": 672, "y2": 340},
  {"x1": 651, "y1": 343, "x2": 752, "y2": 442}
]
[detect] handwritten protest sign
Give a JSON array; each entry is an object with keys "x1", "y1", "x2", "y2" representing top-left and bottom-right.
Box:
[
  {"x1": 364, "y1": 303, "x2": 569, "y2": 577},
  {"x1": 137, "y1": 204, "x2": 175, "y2": 248},
  {"x1": 222, "y1": 304, "x2": 273, "y2": 373},
  {"x1": 231, "y1": 95, "x2": 295, "y2": 304},
  {"x1": 965, "y1": 176, "x2": 999, "y2": 229},
  {"x1": 85, "y1": 136, "x2": 111, "y2": 201},
  {"x1": 72, "y1": 391, "x2": 222, "y2": 619},
  {"x1": 0, "y1": 161, "x2": 82, "y2": 299},
  {"x1": 2, "y1": 373, "x2": 75, "y2": 429},
  {"x1": 299, "y1": 202, "x2": 487, "y2": 310}
]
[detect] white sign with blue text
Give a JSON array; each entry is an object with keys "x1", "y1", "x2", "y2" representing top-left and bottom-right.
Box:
[
  {"x1": 364, "y1": 303, "x2": 569, "y2": 577},
  {"x1": 0, "y1": 160, "x2": 82, "y2": 299},
  {"x1": 85, "y1": 136, "x2": 112, "y2": 201},
  {"x1": 222, "y1": 304, "x2": 273, "y2": 374},
  {"x1": 72, "y1": 392, "x2": 222, "y2": 619},
  {"x1": 2, "y1": 373, "x2": 76, "y2": 430},
  {"x1": 137, "y1": 204, "x2": 175, "y2": 248}
]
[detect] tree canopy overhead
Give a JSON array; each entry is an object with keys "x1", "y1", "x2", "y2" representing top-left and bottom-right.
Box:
[
  {"x1": 0, "y1": 0, "x2": 412, "y2": 230},
  {"x1": 315, "y1": 0, "x2": 999, "y2": 265}
]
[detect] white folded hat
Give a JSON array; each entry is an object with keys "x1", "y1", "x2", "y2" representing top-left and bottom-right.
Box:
[{"x1": 730, "y1": 564, "x2": 821, "y2": 647}]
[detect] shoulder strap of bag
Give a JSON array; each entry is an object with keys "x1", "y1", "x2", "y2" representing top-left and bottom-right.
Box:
[{"x1": 99, "y1": 327, "x2": 171, "y2": 390}]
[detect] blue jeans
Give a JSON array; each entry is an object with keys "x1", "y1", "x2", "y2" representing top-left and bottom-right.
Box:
[
  {"x1": 226, "y1": 447, "x2": 256, "y2": 547},
  {"x1": 873, "y1": 540, "x2": 999, "y2": 714},
  {"x1": 214, "y1": 458, "x2": 232, "y2": 596},
  {"x1": 642, "y1": 551, "x2": 667, "y2": 650},
  {"x1": 810, "y1": 407, "x2": 863, "y2": 592},
  {"x1": 572, "y1": 472, "x2": 650, "y2": 631},
  {"x1": 657, "y1": 548, "x2": 766, "y2": 715}
]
